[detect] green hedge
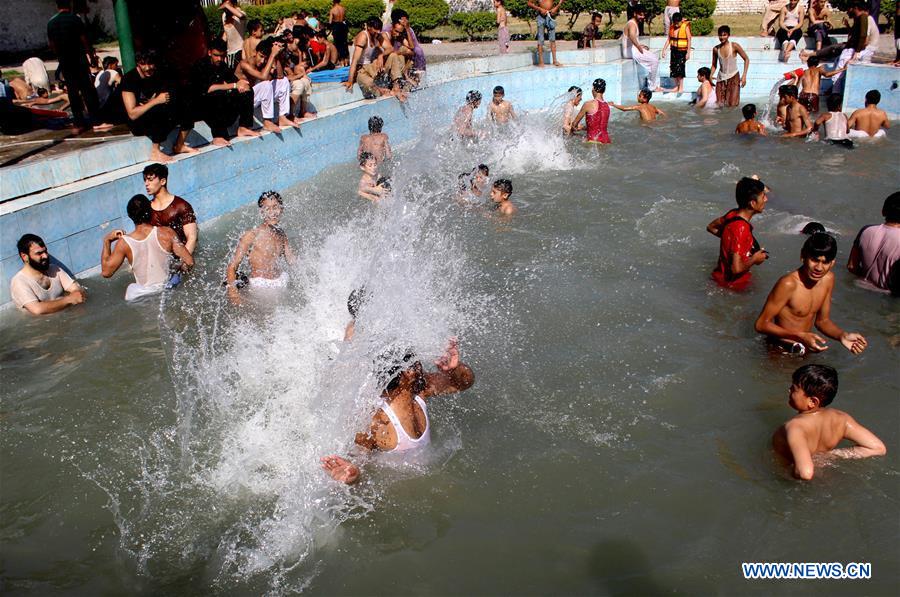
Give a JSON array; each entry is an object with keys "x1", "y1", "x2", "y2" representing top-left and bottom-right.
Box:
[
  {"x1": 394, "y1": 0, "x2": 451, "y2": 32},
  {"x1": 204, "y1": 0, "x2": 384, "y2": 39},
  {"x1": 449, "y1": 11, "x2": 497, "y2": 41},
  {"x1": 680, "y1": 0, "x2": 716, "y2": 36}
]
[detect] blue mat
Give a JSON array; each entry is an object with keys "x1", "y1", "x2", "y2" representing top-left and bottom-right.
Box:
[{"x1": 308, "y1": 67, "x2": 350, "y2": 84}]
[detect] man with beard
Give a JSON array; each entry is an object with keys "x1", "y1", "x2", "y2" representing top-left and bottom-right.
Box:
[{"x1": 10, "y1": 234, "x2": 85, "y2": 314}]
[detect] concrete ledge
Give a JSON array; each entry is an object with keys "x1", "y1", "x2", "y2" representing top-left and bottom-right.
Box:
[{"x1": 844, "y1": 62, "x2": 900, "y2": 119}]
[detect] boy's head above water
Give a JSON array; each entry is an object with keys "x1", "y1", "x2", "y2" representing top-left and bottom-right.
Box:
[
  {"x1": 717, "y1": 25, "x2": 730, "y2": 42},
  {"x1": 826, "y1": 93, "x2": 843, "y2": 112},
  {"x1": 359, "y1": 151, "x2": 377, "y2": 174},
  {"x1": 697, "y1": 67, "x2": 711, "y2": 82},
  {"x1": 790, "y1": 364, "x2": 838, "y2": 410},
  {"x1": 865, "y1": 89, "x2": 881, "y2": 106},
  {"x1": 568, "y1": 85, "x2": 582, "y2": 102},
  {"x1": 257, "y1": 191, "x2": 284, "y2": 223},
  {"x1": 491, "y1": 179, "x2": 512, "y2": 202},
  {"x1": 735, "y1": 176, "x2": 767, "y2": 209},
  {"x1": 802, "y1": 232, "x2": 838, "y2": 263},
  {"x1": 592, "y1": 78, "x2": 606, "y2": 95},
  {"x1": 466, "y1": 90, "x2": 482, "y2": 107},
  {"x1": 638, "y1": 89, "x2": 652, "y2": 103},
  {"x1": 741, "y1": 103, "x2": 757, "y2": 120},
  {"x1": 492, "y1": 86, "x2": 505, "y2": 102},
  {"x1": 807, "y1": 56, "x2": 820, "y2": 68},
  {"x1": 368, "y1": 115, "x2": 383, "y2": 133}
]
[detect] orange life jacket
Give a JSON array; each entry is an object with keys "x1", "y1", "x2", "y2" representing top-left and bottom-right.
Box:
[{"x1": 669, "y1": 21, "x2": 689, "y2": 50}]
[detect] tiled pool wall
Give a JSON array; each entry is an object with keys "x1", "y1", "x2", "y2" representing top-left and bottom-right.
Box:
[{"x1": 1, "y1": 41, "x2": 896, "y2": 307}]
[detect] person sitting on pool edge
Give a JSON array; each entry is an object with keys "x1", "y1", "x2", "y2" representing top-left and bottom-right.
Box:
[
  {"x1": 755, "y1": 232, "x2": 867, "y2": 355},
  {"x1": 320, "y1": 339, "x2": 475, "y2": 484},
  {"x1": 225, "y1": 191, "x2": 297, "y2": 305},
  {"x1": 707, "y1": 176, "x2": 769, "y2": 291},
  {"x1": 10, "y1": 234, "x2": 86, "y2": 315},
  {"x1": 772, "y1": 364, "x2": 885, "y2": 481}
]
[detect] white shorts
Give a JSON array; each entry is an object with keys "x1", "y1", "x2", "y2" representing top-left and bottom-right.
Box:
[
  {"x1": 125, "y1": 282, "x2": 165, "y2": 301},
  {"x1": 848, "y1": 128, "x2": 886, "y2": 139},
  {"x1": 249, "y1": 272, "x2": 289, "y2": 289}
]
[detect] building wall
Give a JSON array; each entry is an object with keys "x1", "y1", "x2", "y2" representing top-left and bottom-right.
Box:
[
  {"x1": 715, "y1": 0, "x2": 770, "y2": 15},
  {"x1": 0, "y1": 0, "x2": 116, "y2": 55}
]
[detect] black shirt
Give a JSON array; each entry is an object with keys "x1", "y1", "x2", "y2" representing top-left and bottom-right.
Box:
[
  {"x1": 121, "y1": 68, "x2": 165, "y2": 105},
  {"x1": 47, "y1": 10, "x2": 86, "y2": 63},
  {"x1": 190, "y1": 57, "x2": 237, "y2": 97}
]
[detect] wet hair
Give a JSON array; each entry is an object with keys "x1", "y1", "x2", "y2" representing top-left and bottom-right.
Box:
[
  {"x1": 134, "y1": 50, "x2": 159, "y2": 65},
  {"x1": 466, "y1": 90, "x2": 482, "y2": 104},
  {"x1": 208, "y1": 38, "x2": 227, "y2": 53},
  {"x1": 807, "y1": 56, "x2": 820, "y2": 67},
  {"x1": 390, "y1": 8, "x2": 409, "y2": 23},
  {"x1": 368, "y1": 115, "x2": 383, "y2": 133},
  {"x1": 378, "y1": 348, "x2": 419, "y2": 393},
  {"x1": 801, "y1": 232, "x2": 838, "y2": 262},
  {"x1": 697, "y1": 67, "x2": 711, "y2": 81},
  {"x1": 792, "y1": 364, "x2": 838, "y2": 406},
  {"x1": 126, "y1": 194, "x2": 153, "y2": 225},
  {"x1": 458, "y1": 172, "x2": 470, "y2": 191},
  {"x1": 735, "y1": 177, "x2": 766, "y2": 209},
  {"x1": 826, "y1": 94, "x2": 843, "y2": 112},
  {"x1": 801, "y1": 222, "x2": 826, "y2": 235},
  {"x1": 742, "y1": 103, "x2": 757, "y2": 119},
  {"x1": 568, "y1": 85, "x2": 582, "y2": 95},
  {"x1": 248, "y1": 19, "x2": 263, "y2": 33},
  {"x1": 16, "y1": 233, "x2": 45, "y2": 256},
  {"x1": 493, "y1": 179, "x2": 513, "y2": 195},
  {"x1": 777, "y1": 85, "x2": 789, "y2": 97},
  {"x1": 718, "y1": 25, "x2": 731, "y2": 35},
  {"x1": 142, "y1": 163, "x2": 168, "y2": 181},
  {"x1": 365, "y1": 16, "x2": 382, "y2": 30},
  {"x1": 782, "y1": 84, "x2": 798, "y2": 98},
  {"x1": 477, "y1": 163, "x2": 489, "y2": 176},
  {"x1": 347, "y1": 287, "x2": 367, "y2": 318},
  {"x1": 258, "y1": 190, "x2": 283, "y2": 206},
  {"x1": 377, "y1": 176, "x2": 391, "y2": 190},
  {"x1": 639, "y1": 89, "x2": 652, "y2": 101},
  {"x1": 865, "y1": 89, "x2": 880, "y2": 105},
  {"x1": 592, "y1": 78, "x2": 606, "y2": 94},
  {"x1": 493, "y1": 85, "x2": 505, "y2": 96},
  {"x1": 102, "y1": 56, "x2": 118, "y2": 69},
  {"x1": 359, "y1": 151, "x2": 374, "y2": 166},
  {"x1": 883, "y1": 192, "x2": 900, "y2": 223}
]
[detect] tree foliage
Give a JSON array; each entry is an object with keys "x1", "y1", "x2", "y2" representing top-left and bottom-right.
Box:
[
  {"x1": 449, "y1": 11, "x2": 498, "y2": 40},
  {"x1": 394, "y1": 0, "x2": 452, "y2": 32},
  {"x1": 204, "y1": 0, "x2": 384, "y2": 39}
]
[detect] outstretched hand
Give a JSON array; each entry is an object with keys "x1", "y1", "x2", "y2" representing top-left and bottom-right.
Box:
[
  {"x1": 840, "y1": 332, "x2": 867, "y2": 354},
  {"x1": 434, "y1": 337, "x2": 460, "y2": 372},
  {"x1": 321, "y1": 455, "x2": 360, "y2": 484}
]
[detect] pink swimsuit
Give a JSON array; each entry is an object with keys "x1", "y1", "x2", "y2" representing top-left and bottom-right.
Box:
[{"x1": 585, "y1": 101, "x2": 611, "y2": 143}]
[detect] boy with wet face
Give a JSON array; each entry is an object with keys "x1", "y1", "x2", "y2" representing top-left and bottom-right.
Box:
[
  {"x1": 225, "y1": 191, "x2": 296, "y2": 305},
  {"x1": 454, "y1": 90, "x2": 482, "y2": 138},
  {"x1": 772, "y1": 364, "x2": 885, "y2": 480},
  {"x1": 563, "y1": 85, "x2": 583, "y2": 134},
  {"x1": 490, "y1": 179, "x2": 517, "y2": 216},
  {"x1": 357, "y1": 151, "x2": 386, "y2": 201},
  {"x1": 755, "y1": 233, "x2": 867, "y2": 355},
  {"x1": 488, "y1": 86, "x2": 516, "y2": 124}
]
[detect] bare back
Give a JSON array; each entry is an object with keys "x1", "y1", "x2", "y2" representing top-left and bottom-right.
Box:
[
  {"x1": 330, "y1": 4, "x2": 345, "y2": 22},
  {"x1": 799, "y1": 67, "x2": 822, "y2": 95},
  {"x1": 849, "y1": 106, "x2": 889, "y2": 136},
  {"x1": 358, "y1": 132, "x2": 390, "y2": 162},
  {"x1": 773, "y1": 408, "x2": 854, "y2": 460}
]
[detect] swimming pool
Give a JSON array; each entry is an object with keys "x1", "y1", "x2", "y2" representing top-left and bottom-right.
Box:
[{"x1": 2, "y1": 91, "x2": 898, "y2": 594}]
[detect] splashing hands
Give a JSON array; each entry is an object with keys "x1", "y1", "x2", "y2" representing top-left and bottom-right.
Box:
[
  {"x1": 320, "y1": 455, "x2": 360, "y2": 484},
  {"x1": 434, "y1": 337, "x2": 460, "y2": 372}
]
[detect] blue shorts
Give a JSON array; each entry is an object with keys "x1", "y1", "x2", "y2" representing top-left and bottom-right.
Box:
[{"x1": 537, "y1": 14, "x2": 556, "y2": 44}]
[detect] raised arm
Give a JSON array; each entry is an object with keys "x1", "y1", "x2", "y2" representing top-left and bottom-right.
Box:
[
  {"x1": 100, "y1": 229, "x2": 129, "y2": 278},
  {"x1": 423, "y1": 339, "x2": 475, "y2": 398}
]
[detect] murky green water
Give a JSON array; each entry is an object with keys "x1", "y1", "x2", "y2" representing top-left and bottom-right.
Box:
[{"x1": 2, "y1": 103, "x2": 898, "y2": 595}]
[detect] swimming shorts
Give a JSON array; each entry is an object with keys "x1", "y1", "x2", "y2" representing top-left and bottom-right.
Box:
[
  {"x1": 537, "y1": 14, "x2": 556, "y2": 44},
  {"x1": 249, "y1": 272, "x2": 289, "y2": 289},
  {"x1": 798, "y1": 92, "x2": 819, "y2": 113},
  {"x1": 125, "y1": 282, "x2": 165, "y2": 301},
  {"x1": 848, "y1": 129, "x2": 886, "y2": 139},
  {"x1": 669, "y1": 48, "x2": 687, "y2": 79}
]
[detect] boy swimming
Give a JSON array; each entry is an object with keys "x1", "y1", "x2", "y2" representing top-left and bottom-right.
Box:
[
  {"x1": 735, "y1": 104, "x2": 767, "y2": 135},
  {"x1": 490, "y1": 179, "x2": 517, "y2": 216},
  {"x1": 358, "y1": 152, "x2": 386, "y2": 201},
  {"x1": 612, "y1": 89, "x2": 666, "y2": 122},
  {"x1": 454, "y1": 90, "x2": 482, "y2": 138},
  {"x1": 357, "y1": 115, "x2": 392, "y2": 163},
  {"x1": 488, "y1": 85, "x2": 516, "y2": 124},
  {"x1": 772, "y1": 364, "x2": 885, "y2": 480},
  {"x1": 755, "y1": 232, "x2": 868, "y2": 354},
  {"x1": 225, "y1": 191, "x2": 296, "y2": 305}
]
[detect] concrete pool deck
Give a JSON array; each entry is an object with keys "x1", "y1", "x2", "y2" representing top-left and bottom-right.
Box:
[{"x1": 1, "y1": 36, "x2": 897, "y2": 307}]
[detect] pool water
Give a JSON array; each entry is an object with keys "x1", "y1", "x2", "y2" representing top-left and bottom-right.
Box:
[{"x1": 1, "y1": 101, "x2": 899, "y2": 595}]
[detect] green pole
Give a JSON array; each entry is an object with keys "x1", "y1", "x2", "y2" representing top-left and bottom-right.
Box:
[{"x1": 114, "y1": 0, "x2": 135, "y2": 72}]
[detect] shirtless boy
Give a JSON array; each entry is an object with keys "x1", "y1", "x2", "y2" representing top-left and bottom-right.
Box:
[
  {"x1": 490, "y1": 179, "x2": 517, "y2": 216},
  {"x1": 848, "y1": 90, "x2": 891, "y2": 139},
  {"x1": 563, "y1": 85, "x2": 583, "y2": 134},
  {"x1": 358, "y1": 152, "x2": 385, "y2": 201},
  {"x1": 612, "y1": 89, "x2": 666, "y2": 122},
  {"x1": 528, "y1": 0, "x2": 564, "y2": 67},
  {"x1": 242, "y1": 19, "x2": 264, "y2": 63},
  {"x1": 735, "y1": 103, "x2": 767, "y2": 135},
  {"x1": 794, "y1": 57, "x2": 825, "y2": 113},
  {"x1": 707, "y1": 176, "x2": 769, "y2": 290},
  {"x1": 781, "y1": 85, "x2": 812, "y2": 138},
  {"x1": 772, "y1": 364, "x2": 885, "y2": 480},
  {"x1": 226, "y1": 191, "x2": 296, "y2": 305},
  {"x1": 357, "y1": 115, "x2": 392, "y2": 163},
  {"x1": 488, "y1": 86, "x2": 516, "y2": 124},
  {"x1": 755, "y1": 232, "x2": 868, "y2": 355},
  {"x1": 454, "y1": 90, "x2": 482, "y2": 138},
  {"x1": 321, "y1": 340, "x2": 475, "y2": 484}
]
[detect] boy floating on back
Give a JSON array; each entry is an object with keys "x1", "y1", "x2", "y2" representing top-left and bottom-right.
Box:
[{"x1": 772, "y1": 364, "x2": 885, "y2": 480}]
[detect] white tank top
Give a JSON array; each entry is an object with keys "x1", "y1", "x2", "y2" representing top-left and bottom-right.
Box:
[
  {"x1": 362, "y1": 32, "x2": 380, "y2": 65},
  {"x1": 824, "y1": 111, "x2": 848, "y2": 140},
  {"x1": 380, "y1": 396, "x2": 431, "y2": 452},
  {"x1": 716, "y1": 43, "x2": 739, "y2": 79},
  {"x1": 122, "y1": 227, "x2": 172, "y2": 288},
  {"x1": 783, "y1": 5, "x2": 801, "y2": 28}
]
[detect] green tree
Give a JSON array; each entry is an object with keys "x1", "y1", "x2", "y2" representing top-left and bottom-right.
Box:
[
  {"x1": 449, "y1": 11, "x2": 498, "y2": 41},
  {"x1": 394, "y1": 0, "x2": 451, "y2": 32},
  {"x1": 679, "y1": 0, "x2": 716, "y2": 36}
]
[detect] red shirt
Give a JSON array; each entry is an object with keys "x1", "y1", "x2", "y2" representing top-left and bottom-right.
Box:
[
  {"x1": 712, "y1": 209, "x2": 755, "y2": 290},
  {"x1": 150, "y1": 196, "x2": 196, "y2": 244}
]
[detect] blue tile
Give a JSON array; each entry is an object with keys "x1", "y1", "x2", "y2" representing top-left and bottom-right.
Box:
[{"x1": 0, "y1": 213, "x2": 23, "y2": 260}]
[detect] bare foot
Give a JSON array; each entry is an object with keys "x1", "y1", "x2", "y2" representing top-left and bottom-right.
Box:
[
  {"x1": 263, "y1": 121, "x2": 282, "y2": 133},
  {"x1": 92, "y1": 123, "x2": 115, "y2": 132},
  {"x1": 278, "y1": 115, "x2": 297, "y2": 128},
  {"x1": 301, "y1": 112, "x2": 317, "y2": 120},
  {"x1": 236, "y1": 126, "x2": 261, "y2": 138},
  {"x1": 175, "y1": 144, "x2": 199, "y2": 155},
  {"x1": 212, "y1": 137, "x2": 231, "y2": 147},
  {"x1": 553, "y1": 61, "x2": 563, "y2": 67},
  {"x1": 149, "y1": 147, "x2": 174, "y2": 163}
]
